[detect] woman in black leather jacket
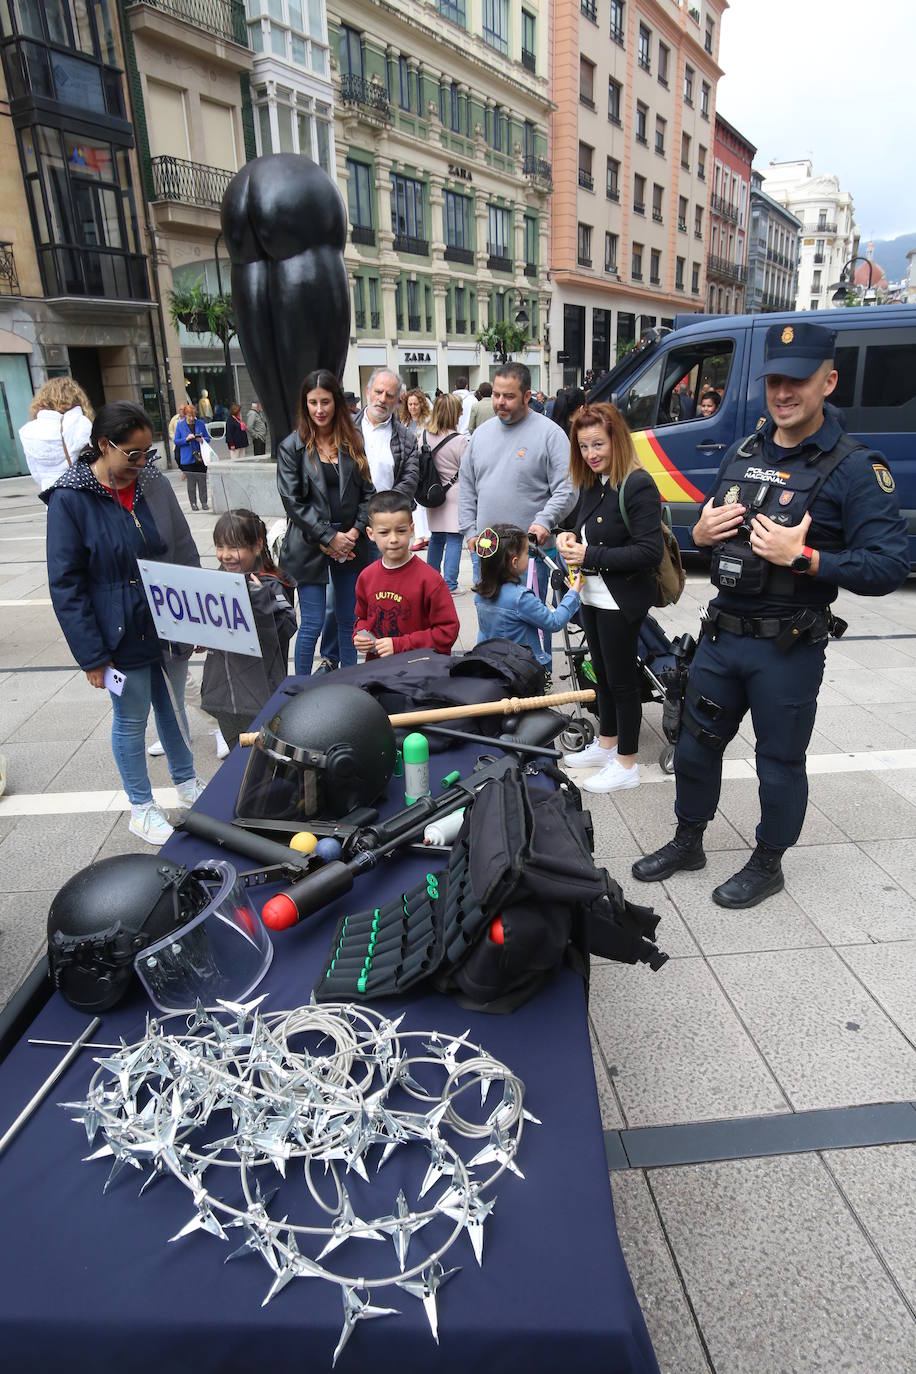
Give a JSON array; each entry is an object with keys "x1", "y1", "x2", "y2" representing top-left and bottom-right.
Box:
[
  {"x1": 276, "y1": 370, "x2": 375, "y2": 674},
  {"x1": 557, "y1": 403, "x2": 662, "y2": 794}
]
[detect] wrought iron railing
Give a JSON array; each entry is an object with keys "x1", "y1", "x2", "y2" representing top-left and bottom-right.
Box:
[
  {"x1": 523, "y1": 155, "x2": 552, "y2": 185},
  {"x1": 339, "y1": 74, "x2": 389, "y2": 116},
  {"x1": 150, "y1": 155, "x2": 234, "y2": 208},
  {"x1": 710, "y1": 194, "x2": 738, "y2": 222},
  {"x1": 351, "y1": 226, "x2": 376, "y2": 246},
  {"x1": 444, "y1": 245, "x2": 474, "y2": 265},
  {"x1": 0, "y1": 242, "x2": 20, "y2": 295},
  {"x1": 393, "y1": 234, "x2": 429, "y2": 255},
  {"x1": 133, "y1": 0, "x2": 248, "y2": 45}
]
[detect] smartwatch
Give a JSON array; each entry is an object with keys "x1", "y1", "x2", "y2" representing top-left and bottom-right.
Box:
[{"x1": 790, "y1": 545, "x2": 814, "y2": 574}]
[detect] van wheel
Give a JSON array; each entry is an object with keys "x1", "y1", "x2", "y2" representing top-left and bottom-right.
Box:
[
  {"x1": 560, "y1": 719, "x2": 595, "y2": 753},
  {"x1": 659, "y1": 744, "x2": 676, "y2": 774}
]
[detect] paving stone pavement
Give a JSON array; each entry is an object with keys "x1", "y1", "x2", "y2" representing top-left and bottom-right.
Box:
[{"x1": 2, "y1": 469, "x2": 916, "y2": 1371}]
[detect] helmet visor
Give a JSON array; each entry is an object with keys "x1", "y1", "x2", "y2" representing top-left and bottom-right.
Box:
[{"x1": 134, "y1": 860, "x2": 272, "y2": 1012}]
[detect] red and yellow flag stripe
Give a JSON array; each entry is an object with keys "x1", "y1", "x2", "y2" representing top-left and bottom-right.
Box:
[{"x1": 632, "y1": 429, "x2": 706, "y2": 503}]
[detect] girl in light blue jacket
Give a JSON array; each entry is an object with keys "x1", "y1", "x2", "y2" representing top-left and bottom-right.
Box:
[{"x1": 473, "y1": 523, "x2": 581, "y2": 671}]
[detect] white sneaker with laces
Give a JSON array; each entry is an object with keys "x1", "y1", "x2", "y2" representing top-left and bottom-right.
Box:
[
  {"x1": 147, "y1": 739, "x2": 165, "y2": 757},
  {"x1": 129, "y1": 801, "x2": 174, "y2": 846},
  {"x1": 176, "y1": 777, "x2": 205, "y2": 808},
  {"x1": 582, "y1": 760, "x2": 640, "y2": 794},
  {"x1": 214, "y1": 729, "x2": 230, "y2": 760},
  {"x1": 562, "y1": 739, "x2": 617, "y2": 769}
]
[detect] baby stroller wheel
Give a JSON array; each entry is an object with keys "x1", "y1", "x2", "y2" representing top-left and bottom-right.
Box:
[
  {"x1": 659, "y1": 743, "x2": 676, "y2": 774},
  {"x1": 559, "y1": 719, "x2": 595, "y2": 753}
]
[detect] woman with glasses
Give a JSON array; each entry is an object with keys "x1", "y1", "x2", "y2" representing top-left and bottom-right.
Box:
[
  {"x1": 173, "y1": 402, "x2": 211, "y2": 511},
  {"x1": 42, "y1": 401, "x2": 204, "y2": 846}
]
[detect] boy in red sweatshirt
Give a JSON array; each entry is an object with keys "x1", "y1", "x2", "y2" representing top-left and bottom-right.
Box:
[{"x1": 353, "y1": 491, "x2": 460, "y2": 657}]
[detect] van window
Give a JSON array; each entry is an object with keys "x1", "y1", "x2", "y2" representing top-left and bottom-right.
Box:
[
  {"x1": 832, "y1": 345, "x2": 858, "y2": 411},
  {"x1": 617, "y1": 339, "x2": 734, "y2": 430},
  {"x1": 846, "y1": 339, "x2": 916, "y2": 434}
]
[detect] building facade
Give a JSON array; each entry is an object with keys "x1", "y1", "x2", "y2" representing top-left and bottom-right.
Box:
[
  {"x1": 328, "y1": 0, "x2": 552, "y2": 399},
  {"x1": 762, "y1": 159, "x2": 857, "y2": 314},
  {"x1": 705, "y1": 112, "x2": 753, "y2": 314},
  {"x1": 550, "y1": 0, "x2": 726, "y2": 390},
  {"x1": 744, "y1": 170, "x2": 800, "y2": 314},
  {"x1": 0, "y1": 0, "x2": 165, "y2": 477}
]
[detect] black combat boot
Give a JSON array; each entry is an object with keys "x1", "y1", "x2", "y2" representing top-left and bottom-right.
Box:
[
  {"x1": 712, "y1": 842, "x2": 785, "y2": 909},
  {"x1": 631, "y1": 821, "x2": 707, "y2": 882}
]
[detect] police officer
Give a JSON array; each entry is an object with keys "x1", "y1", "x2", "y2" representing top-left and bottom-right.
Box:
[{"x1": 632, "y1": 322, "x2": 909, "y2": 907}]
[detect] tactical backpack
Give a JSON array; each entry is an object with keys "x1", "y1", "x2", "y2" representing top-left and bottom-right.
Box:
[{"x1": 618, "y1": 472, "x2": 686, "y2": 607}]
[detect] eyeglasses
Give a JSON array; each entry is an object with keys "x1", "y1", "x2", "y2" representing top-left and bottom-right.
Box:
[{"x1": 108, "y1": 442, "x2": 158, "y2": 464}]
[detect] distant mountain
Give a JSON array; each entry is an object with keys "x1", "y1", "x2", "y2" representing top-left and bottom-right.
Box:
[{"x1": 865, "y1": 233, "x2": 916, "y2": 283}]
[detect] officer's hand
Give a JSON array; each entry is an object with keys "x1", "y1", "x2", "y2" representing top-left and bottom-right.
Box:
[
  {"x1": 692, "y1": 497, "x2": 746, "y2": 548},
  {"x1": 750, "y1": 511, "x2": 811, "y2": 566}
]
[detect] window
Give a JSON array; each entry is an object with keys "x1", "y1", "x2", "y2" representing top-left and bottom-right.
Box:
[
  {"x1": 617, "y1": 311, "x2": 635, "y2": 349},
  {"x1": 638, "y1": 24, "x2": 651, "y2": 71},
  {"x1": 812, "y1": 270, "x2": 821, "y2": 290},
  {"x1": 338, "y1": 25, "x2": 362, "y2": 77},
  {"x1": 524, "y1": 213, "x2": 538, "y2": 268},
  {"x1": 522, "y1": 8, "x2": 536, "y2": 67},
  {"x1": 609, "y1": 0, "x2": 624, "y2": 44},
  {"x1": 814, "y1": 238, "x2": 824, "y2": 262},
  {"x1": 684, "y1": 64, "x2": 694, "y2": 104},
  {"x1": 658, "y1": 41, "x2": 669, "y2": 85},
  {"x1": 652, "y1": 183, "x2": 663, "y2": 221},
  {"x1": 395, "y1": 280, "x2": 403, "y2": 330},
  {"x1": 353, "y1": 275, "x2": 365, "y2": 328},
  {"x1": 698, "y1": 145, "x2": 706, "y2": 181},
  {"x1": 523, "y1": 120, "x2": 535, "y2": 159},
  {"x1": 438, "y1": 0, "x2": 466, "y2": 25},
  {"x1": 655, "y1": 116, "x2": 666, "y2": 155},
  {"x1": 857, "y1": 342, "x2": 916, "y2": 428},
  {"x1": 398, "y1": 56, "x2": 411, "y2": 111},
  {"x1": 681, "y1": 131, "x2": 691, "y2": 169},
  {"x1": 580, "y1": 56, "x2": 595, "y2": 107},
  {"x1": 675, "y1": 255, "x2": 685, "y2": 289},
  {"x1": 441, "y1": 82, "x2": 462, "y2": 133},
  {"x1": 564, "y1": 303, "x2": 586, "y2": 377},
  {"x1": 694, "y1": 205, "x2": 703, "y2": 237},
  {"x1": 577, "y1": 222, "x2": 592, "y2": 266},
  {"x1": 608, "y1": 78, "x2": 622, "y2": 124},
  {"x1": 492, "y1": 290, "x2": 506, "y2": 323},
  {"x1": 691, "y1": 261, "x2": 700, "y2": 292},
  {"x1": 444, "y1": 190, "x2": 473, "y2": 250},
  {"x1": 346, "y1": 159, "x2": 373, "y2": 229},
  {"x1": 592, "y1": 308, "x2": 610, "y2": 371},
  {"x1": 631, "y1": 242, "x2": 643, "y2": 279},
  {"x1": 705, "y1": 16, "x2": 714, "y2": 53},
  {"x1": 369, "y1": 276, "x2": 380, "y2": 329},
  {"x1": 678, "y1": 195, "x2": 688, "y2": 231},
  {"x1": 578, "y1": 142, "x2": 594, "y2": 190},
  {"x1": 406, "y1": 278, "x2": 420, "y2": 330},
  {"x1": 636, "y1": 102, "x2": 647, "y2": 144},
  {"x1": 604, "y1": 231, "x2": 618, "y2": 272},
  {"x1": 390, "y1": 173, "x2": 426, "y2": 245},
  {"x1": 453, "y1": 284, "x2": 467, "y2": 333},
  {"x1": 487, "y1": 204, "x2": 511, "y2": 259},
  {"x1": 618, "y1": 339, "x2": 735, "y2": 430},
  {"x1": 606, "y1": 158, "x2": 620, "y2": 200},
  {"x1": 701, "y1": 80, "x2": 710, "y2": 117},
  {"x1": 482, "y1": 0, "x2": 509, "y2": 55},
  {"x1": 633, "y1": 174, "x2": 645, "y2": 214},
  {"x1": 650, "y1": 248, "x2": 661, "y2": 284}
]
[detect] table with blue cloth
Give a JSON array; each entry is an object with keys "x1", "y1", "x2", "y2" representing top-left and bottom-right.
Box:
[{"x1": 0, "y1": 670, "x2": 659, "y2": 1374}]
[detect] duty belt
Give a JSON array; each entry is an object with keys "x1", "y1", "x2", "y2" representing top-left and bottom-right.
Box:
[{"x1": 705, "y1": 603, "x2": 844, "y2": 651}]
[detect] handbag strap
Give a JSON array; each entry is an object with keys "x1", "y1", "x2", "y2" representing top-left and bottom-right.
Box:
[{"x1": 59, "y1": 415, "x2": 72, "y2": 468}]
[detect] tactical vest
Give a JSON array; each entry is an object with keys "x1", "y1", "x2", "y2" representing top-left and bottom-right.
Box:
[{"x1": 709, "y1": 430, "x2": 863, "y2": 598}]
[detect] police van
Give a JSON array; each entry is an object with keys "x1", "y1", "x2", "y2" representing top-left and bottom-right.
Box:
[{"x1": 588, "y1": 304, "x2": 916, "y2": 563}]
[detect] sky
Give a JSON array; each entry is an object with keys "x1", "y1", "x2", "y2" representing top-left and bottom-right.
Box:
[{"x1": 715, "y1": 0, "x2": 914, "y2": 240}]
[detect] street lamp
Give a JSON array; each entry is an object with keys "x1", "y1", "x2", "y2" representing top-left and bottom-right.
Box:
[{"x1": 829, "y1": 255, "x2": 874, "y2": 304}]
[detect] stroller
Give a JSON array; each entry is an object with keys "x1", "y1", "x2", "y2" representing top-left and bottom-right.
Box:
[{"x1": 533, "y1": 543, "x2": 695, "y2": 774}]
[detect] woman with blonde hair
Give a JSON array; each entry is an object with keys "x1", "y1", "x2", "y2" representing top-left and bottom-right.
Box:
[
  {"x1": 19, "y1": 376, "x2": 94, "y2": 491},
  {"x1": 401, "y1": 387, "x2": 433, "y2": 549},
  {"x1": 423, "y1": 392, "x2": 468, "y2": 591},
  {"x1": 556, "y1": 402, "x2": 662, "y2": 793}
]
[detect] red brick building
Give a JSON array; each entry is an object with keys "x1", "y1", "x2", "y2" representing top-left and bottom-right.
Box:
[{"x1": 708, "y1": 113, "x2": 756, "y2": 313}]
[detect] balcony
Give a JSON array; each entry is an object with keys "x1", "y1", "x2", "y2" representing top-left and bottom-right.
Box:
[
  {"x1": 610, "y1": 24, "x2": 624, "y2": 45},
  {"x1": 351, "y1": 225, "x2": 376, "y2": 247},
  {"x1": 578, "y1": 255, "x2": 592, "y2": 268},
  {"x1": 487, "y1": 250, "x2": 513, "y2": 273},
  {"x1": 150, "y1": 155, "x2": 234, "y2": 209},
  {"x1": 650, "y1": 273, "x2": 660, "y2": 284},
  {"x1": 766, "y1": 247, "x2": 790, "y2": 267},
  {"x1": 2, "y1": 36, "x2": 128, "y2": 124},
  {"x1": 817, "y1": 221, "x2": 837, "y2": 234},
  {"x1": 129, "y1": 0, "x2": 248, "y2": 44},
  {"x1": 523, "y1": 155, "x2": 552, "y2": 187},
  {"x1": 355, "y1": 310, "x2": 366, "y2": 328},
  {"x1": 652, "y1": 210, "x2": 663, "y2": 223},
  {"x1": 578, "y1": 169, "x2": 594, "y2": 191},
  {"x1": 698, "y1": 166, "x2": 706, "y2": 181},
  {"x1": 521, "y1": 48, "x2": 536, "y2": 72},
  {"x1": 339, "y1": 73, "x2": 390, "y2": 120},
  {"x1": 634, "y1": 201, "x2": 645, "y2": 215},
  {"x1": 371, "y1": 311, "x2": 380, "y2": 328},
  {"x1": 814, "y1": 253, "x2": 825, "y2": 263},
  {"x1": 635, "y1": 132, "x2": 648, "y2": 146},
  {"x1": 710, "y1": 194, "x2": 739, "y2": 223},
  {"x1": 581, "y1": 0, "x2": 597, "y2": 19},
  {"x1": 607, "y1": 187, "x2": 620, "y2": 202},
  {"x1": 394, "y1": 234, "x2": 429, "y2": 256},
  {"x1": 706, "y1": 254, "x2": 747, "y2": 284},
  {"x1": 524, "y1": 261, "x2": 537, "y2": 278},
  {"x1": 445, "y1": 245, "x2": 474, "y2": 265},
  {"x1": 0, "y1": 242, "x2": 20, "y2": 296},
  {"x1": 677, "y1": 218, "x2": 687, "y2": 232},
  {"x1": 38, "y1": 244, "x2": 149, "y2": 302}
]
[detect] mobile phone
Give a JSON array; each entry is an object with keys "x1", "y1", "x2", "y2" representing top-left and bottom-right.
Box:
[{"x1": 103, "y1": 666, "x2": 126, "y2": 696}]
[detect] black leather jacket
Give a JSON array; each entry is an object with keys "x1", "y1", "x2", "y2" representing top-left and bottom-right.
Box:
[{"x1": 276, "y1": 432, "x2": 376, "y2": 585}]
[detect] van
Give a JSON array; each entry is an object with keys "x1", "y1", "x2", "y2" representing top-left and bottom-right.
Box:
[{"x1": 588, "y1": 304, "x2": 916, "y2": 562}]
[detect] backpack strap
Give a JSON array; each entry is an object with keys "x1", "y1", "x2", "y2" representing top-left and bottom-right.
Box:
[{"x1": 617, "y1": 470, "x2": 632, "y2": 535}]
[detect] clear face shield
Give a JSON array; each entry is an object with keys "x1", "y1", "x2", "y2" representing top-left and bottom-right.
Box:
[{"x1": 134, "y1": 860, "x2": 272, "y2": 1013}]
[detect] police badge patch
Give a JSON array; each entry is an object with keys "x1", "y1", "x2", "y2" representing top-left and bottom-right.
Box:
[
  {"x1": 873, "y1": 464, "x2": 895, "y2": 493},
  {"x1": 779, "y1": 490, "x2": 794, "y2": 505},
  {"x1": 781, "y1": 326, "x2": 794, "y2": 344},
  {"x1": 724, "y1": 484, "x2": 741, "y2": 505}
]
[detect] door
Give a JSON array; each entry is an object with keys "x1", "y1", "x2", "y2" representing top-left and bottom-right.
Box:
[
  {"x1": 68, "y1": 347, "x2": 105, "y2": 413},
  {"x1": 0, "y1": 354, "x2": 34, "y2": 479}
]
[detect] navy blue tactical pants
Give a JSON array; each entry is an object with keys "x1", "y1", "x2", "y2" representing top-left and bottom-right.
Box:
[{"x1": 674, "y1": 628, "x2": 826, "y2": 849}]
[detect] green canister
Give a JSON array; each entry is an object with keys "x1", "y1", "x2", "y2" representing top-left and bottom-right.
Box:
[{"x1": 402, "y1": 732, "x2": 430, "y2": 805}]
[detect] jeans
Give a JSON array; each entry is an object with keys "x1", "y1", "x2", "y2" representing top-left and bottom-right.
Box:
[
  {"x1": 427, "y1": 532, "x2": 462, "y2": 590},
  {"x1": 320, "y1": 544, "x2": 379, "y2": 666},
  {"x1": 296, "y1": 564, "x2": 359, "y2": 675},
  {"x1": 110, "y1": 661, "x2": 196, "y2": 805},
  {"x1": 186, "y1": 470, "x2": 208, "y2": 508},
  {"x1": 161, "y1": 651, "x2": 191, "y2": 743}
]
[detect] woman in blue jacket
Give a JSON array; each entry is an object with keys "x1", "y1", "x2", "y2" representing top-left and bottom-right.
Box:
[
  {"x1": 43, "y1": 402, "x2": 203, "y2": 845},
  {"x1": 173, "y1": 402, "x2": 210, "y2": 511}
]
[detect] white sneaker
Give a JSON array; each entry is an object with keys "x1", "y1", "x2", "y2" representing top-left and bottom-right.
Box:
[
  {"x1": 214, "y1": 728, "x2": 230, "y2": 760},
  {"x1": 129, "y1": 801, "x2": 174, "y2": 846},
  {"x1": 582, "y1": 760, "x2": 640, "y2": 794},
  {"x1": 562, "y1": 739, "x2": 617, "y2": 769},
  {"x1": 176, "y1": 777, "x2": 205, "y2": 808},
  {"x1": 147, "y1": 739, "x2": 165, "y2": 757}
]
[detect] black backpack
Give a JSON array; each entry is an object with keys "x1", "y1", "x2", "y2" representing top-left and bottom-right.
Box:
[{"x1": 415, "y1": 432, "x2": 459, "y2": 508}]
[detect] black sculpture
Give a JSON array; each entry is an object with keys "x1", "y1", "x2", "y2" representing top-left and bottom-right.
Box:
[{"x1": 220, "y1": 154, "x2": 351, "y2": 445}]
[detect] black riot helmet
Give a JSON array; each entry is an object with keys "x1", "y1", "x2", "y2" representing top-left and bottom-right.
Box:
[
  {"x1": 47, "y1": 855, "x2": 271, "y2": 1014},
  {"x1": 235, "y1": 681, "x2": 396, "y2": 822}
]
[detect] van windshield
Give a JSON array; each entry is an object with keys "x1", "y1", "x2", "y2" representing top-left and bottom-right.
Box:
[{"x1": 618, "y1": 339, "x2": 735, "y2": 430}]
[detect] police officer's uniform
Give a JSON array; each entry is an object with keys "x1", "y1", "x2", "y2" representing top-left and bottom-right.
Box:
[{"x1": 633, "y1": 322, "x2": 910, "y2": 907}]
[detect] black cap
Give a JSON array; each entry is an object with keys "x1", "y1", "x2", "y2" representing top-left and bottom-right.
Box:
[{"x1": 758, "y1": 322, "x2": 837, "y2": 381}]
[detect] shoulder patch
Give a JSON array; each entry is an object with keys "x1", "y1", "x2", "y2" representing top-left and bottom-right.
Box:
[{"x1": 873, "y1": 464, "x2": 896, "y2": 494}]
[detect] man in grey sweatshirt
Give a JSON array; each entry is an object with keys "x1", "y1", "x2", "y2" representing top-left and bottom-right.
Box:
[{"x1": 458, "y1": 361, "x2": 574, "y2": 552}]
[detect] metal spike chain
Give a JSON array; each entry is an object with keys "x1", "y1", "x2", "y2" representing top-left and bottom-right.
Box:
[{"x1": 62, "y1": 1001, "x2": 534, "y2": 1368}]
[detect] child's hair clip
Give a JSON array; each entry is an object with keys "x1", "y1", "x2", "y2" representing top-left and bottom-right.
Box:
[{"x1": 476, "y1": 527, "x2": 500, "y2": 558}]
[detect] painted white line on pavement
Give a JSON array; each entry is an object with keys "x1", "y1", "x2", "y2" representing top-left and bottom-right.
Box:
[
  {"x1": 0, "y1": 598, "x2": 53, "y2": 606},
  {"x1": 0, "y1": 787, "x2": 181, "y2": 817}
]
